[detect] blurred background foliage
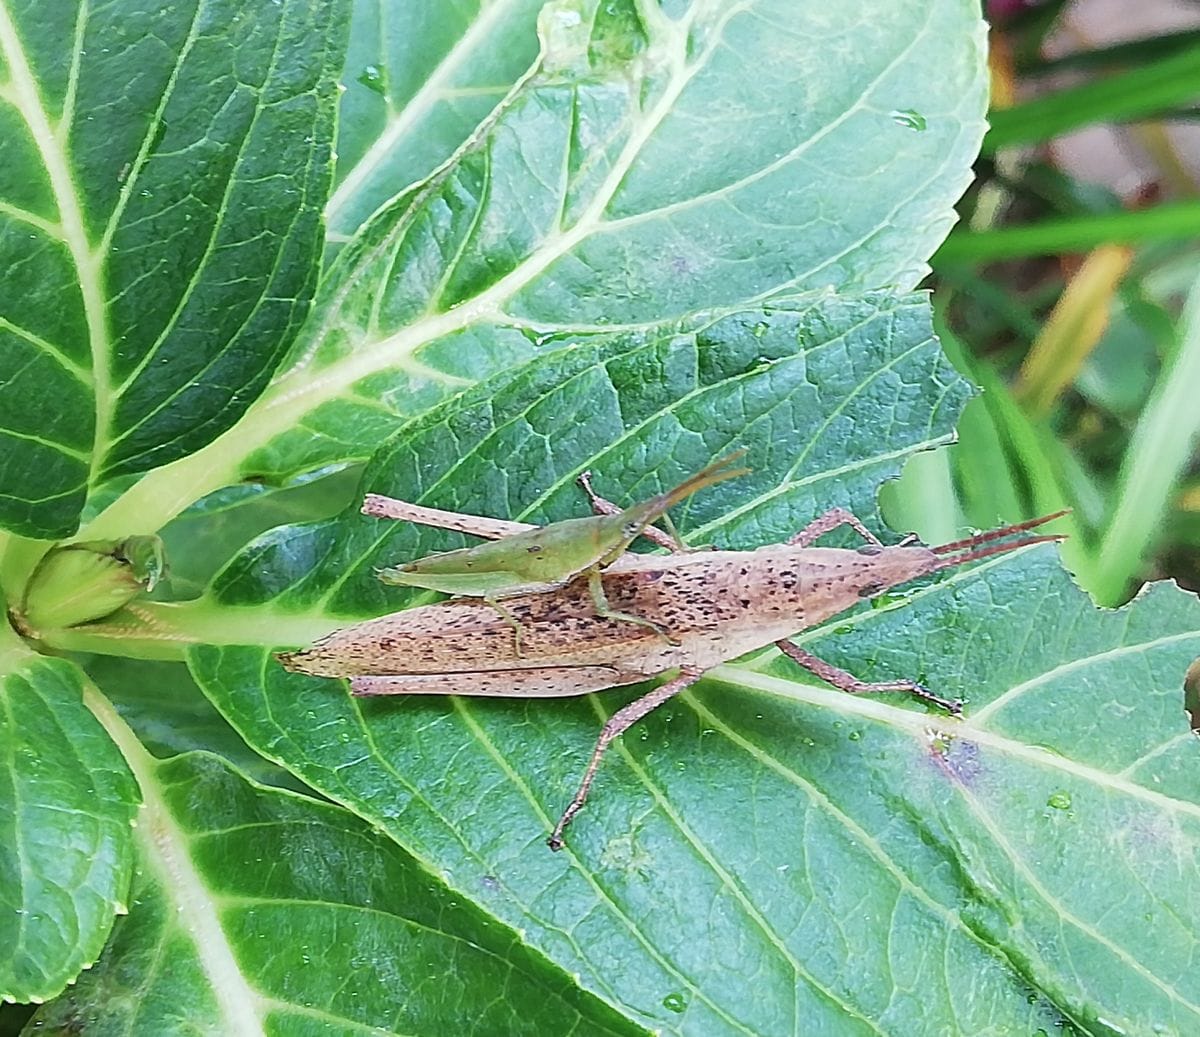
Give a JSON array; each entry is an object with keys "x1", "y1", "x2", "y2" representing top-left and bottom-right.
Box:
[{"x1": 883, "y1": 0, "x2": 1200, "y2": 611}]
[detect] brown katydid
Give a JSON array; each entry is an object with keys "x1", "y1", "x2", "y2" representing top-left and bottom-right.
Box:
[
  {"x1": 281, "y1": 468, "x2": 1066, "y2": 850},
  {"x1": 372, "y1": 452, "x2": 748, "y2": 651}
]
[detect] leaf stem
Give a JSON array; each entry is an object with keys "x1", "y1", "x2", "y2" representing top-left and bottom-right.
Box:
[{"x1": 36, "y1": 598, "x2": 340, "y2": 660}]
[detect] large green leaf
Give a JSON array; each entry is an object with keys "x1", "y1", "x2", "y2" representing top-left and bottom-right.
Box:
[
  {"x1": 152, "y1": 467, "x2": 362, "y2": 600},
  {"x1": 86, "y1": 657, "x2": 312, "y2": 796},
  {"x1": 173, "y1": 297, "x2": 1107, "y2": 1035},
  {"x1": 30, "y1": 751, "x2": 643, "y2": 1035},
  {"x1": 743, "y1": 558, "x2": 1200, "y2": 1036},
  {"x1": 182, "y1": 295, "x2": 1200, "y2": 1031},
  {"x1": 192, "y1": 547, "x2": 1200, "y2": 1034},
  {"x1": 329, "y1": 0, "x2": 546, "y2": 245},
  {"x1": 0, "y1": 636, "x2": 139, "y2": 1003},
  {"x1": 0, "y1": 0, "x2": 349, "y2": 537},
  {"x1": 80, "y1": 0, "x2": 988, "y2": 541}
]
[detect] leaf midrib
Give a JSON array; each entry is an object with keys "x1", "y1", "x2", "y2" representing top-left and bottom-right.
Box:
[
  {"x1": 82, "y1": 687, "x2": 266, "y2": 1036},
  {"x1": 724, "y1": 662, "x2": 1200, "y2": 825},
  {"x1": 0, "y1": 2, "x2": 105, "y2": 475},
  {"x1": 325, "y1": 0, "x2": 532, "y2": 230}
]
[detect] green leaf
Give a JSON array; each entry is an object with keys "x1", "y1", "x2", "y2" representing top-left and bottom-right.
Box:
[
  {"x1": 934, "y1": 200, "x2": 1200, "y2": 264},
  {"x1": 72, "y1": 291, "x2": 959, "y2": 648},
  {"x1": 1093, "y1": 269, "x2": 1200, "y2": 604},
  {"x1": 29, "y1": 751, "x2": 645, "y2": 1036},
  {"x1": 176, "y1": 297, "x2": 1063, "y2": 1034},
  {"x1": 193, "y1": 550, "x2": 1200, "y2": 1034},
  {"x1": 39, "y1": 293, "x2": 967, "y2": 662},
  {"x1": 763, "y1": 554, "x2": 1200, "y2": 1035},
  {"x1": 0, "y1": 640, "x2": 139, "y2": 1003},
  {"x1": 245, "y1": 0, "x2": 987, "y2": 482},
  {"x1": 83, "y1": 0, "x2": 988, "y2": 540},
  {"x1": 183, "y1": 295, "x2": 1200, "y2": 1030},
  {"x1": 0, "y1": 0, "x2": 349, "y2": 537},
  {"x1": 154, "y1": 467, "x2": 362, "y2": 600},
  {"x1": 86, "y1": 657, "x2": 311, "y2": 796},
  {"x1": 234, "y1": 293, "x2": 960, "y2": 586},
  {"x1": 329, "y1": 0, "x2": 546, "y2": 245}
]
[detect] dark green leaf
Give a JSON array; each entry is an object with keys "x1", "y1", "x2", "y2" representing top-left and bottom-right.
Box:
[
  {"x1": 209, "y1": 294, "x2": 969, "y2": 619},
  {"x1": 0, "y1": 644, "x2": 139, "y2": 1003},
  {"x1": 329, "y1": 0, "x2": 546, "y2": 245},
  {"x1": 985, "y1": 41, "x2": 1200, "y2": 153},
  {"x1": 245, "y1": 0, "x2": 987, "y2": 482},
  {"x1": 85, "y1": 657, "x2": 311, "y2": 796},
  {"x1": 176, "y1": 296, "x2": 1070, "y2": 1034},
  {"x1": 192, "y1": 546, "x2": 1200, "y2": 1034},
  {"x1": 89, "y1": 0, "x2": 987, "y2": 539},
  {"x1": 30, "y1": 752, "x2": 644, "y2": 1036},
  {"x1": 154, "y1": 467, "x2": 362, "y2": 600},
  {"x1": 0, "y1": 0, "x2": 349, "y2": 536}
]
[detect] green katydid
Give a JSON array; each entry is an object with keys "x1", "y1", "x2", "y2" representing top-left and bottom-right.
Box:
[{"x1": 373, "y1": 451, "x2": 748, "y2": 649}]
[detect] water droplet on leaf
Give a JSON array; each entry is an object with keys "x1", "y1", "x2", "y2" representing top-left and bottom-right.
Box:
[
  {"x1": 890, "y1": 109, "x2": 927, "y2": 131},
  {"x1": 357, "y1": 64, "x2": 386, "y2": 95},
  {"x1": 662, "y1": 991, "x2": 688, "y2": 1013},
  {"x1": 1047, "y1": 790, "x2": 1072, "y2": 810}
]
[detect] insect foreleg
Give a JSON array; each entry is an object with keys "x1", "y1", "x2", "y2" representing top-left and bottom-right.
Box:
[
  {"x1": 657, "y1": 510, "x2": 689, "y2": 552},
  {"x1": 775, "y1": 640, "x2": 962, "y2": 714},
  {"x1": 548, "y1": 666, "x2": 706, "y2": 850},
  {"x1": 361, "y1": 494, "x2": 533, "y2": 540}
]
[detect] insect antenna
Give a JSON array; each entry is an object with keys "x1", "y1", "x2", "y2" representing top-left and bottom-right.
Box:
[
  {"x1": 933, "y1": 533, "x2": 1064, "y2": 571},
  {"x1": 930, "y1": 510, "x2": 1070, "y2": 556}
]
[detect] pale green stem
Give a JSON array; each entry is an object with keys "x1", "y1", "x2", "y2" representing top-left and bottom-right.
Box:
[{"x1": 35, "y1": 598, "x2": 341, "y2": 661}]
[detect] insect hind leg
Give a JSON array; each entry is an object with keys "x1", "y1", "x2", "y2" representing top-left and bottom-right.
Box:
[
  {"x1": 776, "y1": 640, "x2": 961, "y2": 714},
  {"x1": 549, "y1": 666, "x2": 705, "y2": 850},
  {"x1": 787, "y1": 507, "x2": 886, "y2": 548}
]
